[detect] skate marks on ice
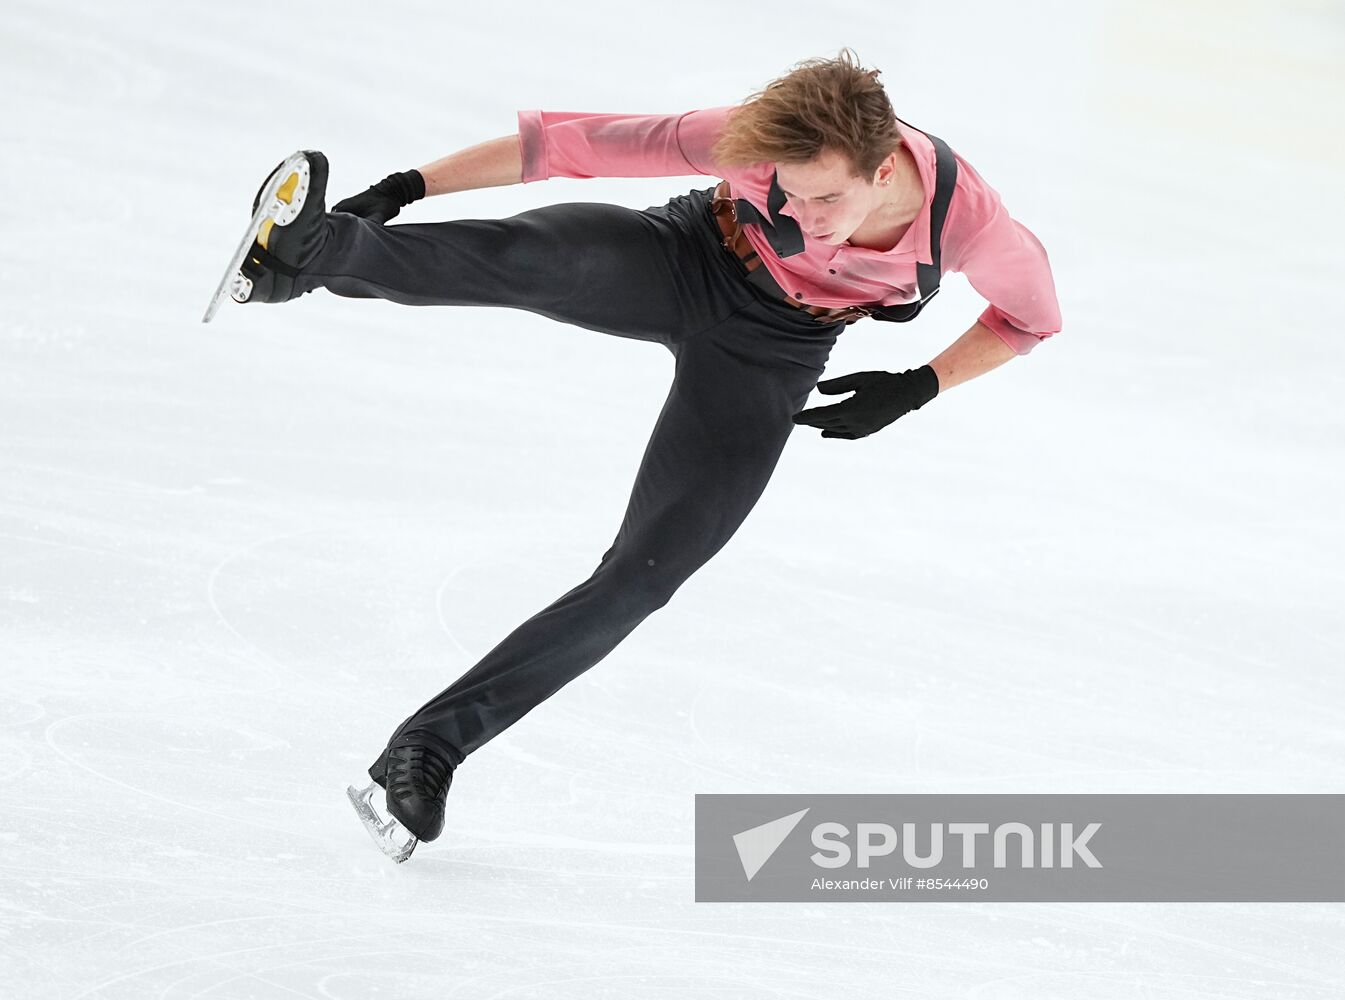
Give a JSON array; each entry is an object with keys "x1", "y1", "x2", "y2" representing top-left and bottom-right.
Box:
[
  {"x1": 41, "y1": 710, "x2": 319, "y2": 846},
  {"x1": 204, "y1": 524, "x2": 359, "y2": 700},
  {"x1": 202, "y1": 518, "x2": 486, "y2": 721},
  {"x1": 433, "y1": 563, "x2": 475, "y2": 660},
  {"x1": 204, "y1": 522, "x2": 456, "y2": 859},
  {"x1": 25, "y1": 518, "x2": 1338, "y2": 997}
]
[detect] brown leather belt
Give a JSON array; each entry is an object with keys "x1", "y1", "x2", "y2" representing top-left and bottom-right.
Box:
[{"x1": 709, "y1": 179, "x2": 872, "y2": 325}]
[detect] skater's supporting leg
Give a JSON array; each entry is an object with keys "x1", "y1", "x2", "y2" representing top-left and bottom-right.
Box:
[{"x1": 374, "y1": 311, "x2": 840, "y2": 766}]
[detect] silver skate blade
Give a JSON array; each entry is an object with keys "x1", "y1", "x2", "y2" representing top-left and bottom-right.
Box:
[
  {"x1": 346, "y1": 780, "x2": 418, "y2": 863},
  {"x1": 201, "y1": 150, "x2": 308, "y2": 323}
]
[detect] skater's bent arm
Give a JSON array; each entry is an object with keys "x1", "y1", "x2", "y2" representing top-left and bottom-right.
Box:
[
  {"x1": 927, "y1": 320, "x2": 1018, "y2": 391},
  {"x1": 944, "y1": 190, "x2": 1062, "y2": 376},
  {"x1": 415, "y1": 135, "x2": 523, "y2": 197}
]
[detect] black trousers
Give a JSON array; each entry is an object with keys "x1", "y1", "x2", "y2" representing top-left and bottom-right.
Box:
[{"x1": 295, "y1": 186, "x2": 843, "y2": 772}]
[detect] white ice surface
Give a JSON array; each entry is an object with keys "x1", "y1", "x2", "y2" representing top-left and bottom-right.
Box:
[{"x1": 2, "y1": 0, "x2": 1343, "y2": 997}]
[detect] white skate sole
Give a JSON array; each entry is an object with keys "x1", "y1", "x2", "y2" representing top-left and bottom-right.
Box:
[
  {"x1": 201, "y1": 151, "x2": 312, "y2": 323},
  {"x1": 346, "y1": 780, "x2": 418, "y2": 863}
]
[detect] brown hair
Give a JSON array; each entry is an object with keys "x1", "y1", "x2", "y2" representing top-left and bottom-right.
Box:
[{"x1": 711, "y1": 48, "x2": 901, "y2": 180}]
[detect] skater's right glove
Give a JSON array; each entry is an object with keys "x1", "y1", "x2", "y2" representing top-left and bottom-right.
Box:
[{"x1": 332, "y1": 169, "x2": 426, "y2": 225}]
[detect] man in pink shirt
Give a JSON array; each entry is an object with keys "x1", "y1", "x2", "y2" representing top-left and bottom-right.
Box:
[{"x1": 212, "y1": 50, "x2": 1061, "y2": 861}]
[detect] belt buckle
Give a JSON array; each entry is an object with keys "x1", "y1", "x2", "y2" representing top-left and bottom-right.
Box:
[
  {"x1": 710, "y1": 181, "x2": 736, "y2": 218},
  {"x1": 812, "y1": 304, "x2": 871, "y2": 325},
  {"x1": 712, "y1": 194, "x2": 742, "y2": 255}
]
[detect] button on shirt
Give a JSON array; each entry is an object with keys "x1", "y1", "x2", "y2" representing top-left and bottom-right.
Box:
[{"x1": 516, "y1": 105, "x2": 1061, "y2": 354}]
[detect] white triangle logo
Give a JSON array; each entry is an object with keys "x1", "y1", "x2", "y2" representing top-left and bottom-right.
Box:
[{"x1": 733, "y1": 808, "x2": 810, "y2": 882}]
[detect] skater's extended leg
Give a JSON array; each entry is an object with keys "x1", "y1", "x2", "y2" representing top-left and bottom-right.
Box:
[
  {"x1": 376, "y1": 313, "x2": 840, "y2": 773},
  {"x1": 219, "y1": 151, "x2": 747, "y2": 343},
  {"x1": 296, "y1": 201, "x2": 737, "y2": 343}
]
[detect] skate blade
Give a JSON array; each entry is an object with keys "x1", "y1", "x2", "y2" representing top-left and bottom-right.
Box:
[
  {"x1": 201, "y1": 150, "x2": 310, "y2": 323},
  {"x1": 346, "y1": 780, "x2": 418, "y2": 863}
]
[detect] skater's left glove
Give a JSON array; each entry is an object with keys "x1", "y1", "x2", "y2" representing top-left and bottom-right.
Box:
[
  {"x1": 332, "y1": 169, "x2": 426, "y2": 225},
  {"x1": 792, "y1": 365, "x2": 939, "y2": 439}
]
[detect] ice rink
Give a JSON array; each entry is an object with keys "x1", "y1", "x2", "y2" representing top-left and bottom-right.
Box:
[{"x1": 3, "y1": 0, "x2": 1342, "y2": 996}]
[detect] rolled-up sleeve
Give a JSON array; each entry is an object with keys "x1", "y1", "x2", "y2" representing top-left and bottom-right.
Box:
[
  {"x1": 516, "y1": 107, "x2": 733, "y2": 183},
  {"x1": 952, "y1": 204, "x2": 1062, "y2": 355}
]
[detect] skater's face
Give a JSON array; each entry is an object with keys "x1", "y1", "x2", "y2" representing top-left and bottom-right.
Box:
[{"x1": 775, "y1": 146, "x2": 908, "y2": 247}]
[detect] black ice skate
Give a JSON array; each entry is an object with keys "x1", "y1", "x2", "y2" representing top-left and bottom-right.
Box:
[
  {"x1": 347, "y1": 730, "x2": 461, "y2": 863},
  {"x1": 201, "y1": 149, "x2": 330, "y2": 322}
]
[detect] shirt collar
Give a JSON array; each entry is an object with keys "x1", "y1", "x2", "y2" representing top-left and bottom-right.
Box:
[{"x1": 888, "y1": 119, "x2": 935, "y2": 262}]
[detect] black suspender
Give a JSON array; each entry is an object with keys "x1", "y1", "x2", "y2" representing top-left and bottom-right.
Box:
[
  {"x1": 871, "y1": 126, "x2": 957, "y2": 323},
  {"x1": 729, "y1": 118, "x2": 958, "y2": 324}
]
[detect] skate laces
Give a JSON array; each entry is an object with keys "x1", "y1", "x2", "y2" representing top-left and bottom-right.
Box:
[
  {"x1": 386, "y1": 729, "x2": 461, "y2": 799},
  {"x1": 409, "y1": 745, "x2": 451, "y2": 796}
]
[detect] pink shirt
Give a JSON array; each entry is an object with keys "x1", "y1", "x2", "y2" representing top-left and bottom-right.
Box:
[{"x1": 516, "y1": 106, "x2": 1061, "y2": 354}]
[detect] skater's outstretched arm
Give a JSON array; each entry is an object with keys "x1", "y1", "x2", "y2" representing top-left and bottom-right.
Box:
[
  {"x1": 416, "y1": 135, "x2": 523, "y2": 196},
  {"x1": 336, "y1": 107, "x2": 731, "y2": 223},
  {"x1": 331, "y1": 134, "x2": 524, "y2": 223},
  {"x1": 414, "y1": 106, "x2": 731, "y2": 196}
]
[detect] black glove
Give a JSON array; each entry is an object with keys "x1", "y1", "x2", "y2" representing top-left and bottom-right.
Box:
[
  {"x1": 332, "y1": 169, "x2": 426, "y2": 224},
  {"x1": 792, "y1": 365, "x2": 939, "y2": 439}
]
